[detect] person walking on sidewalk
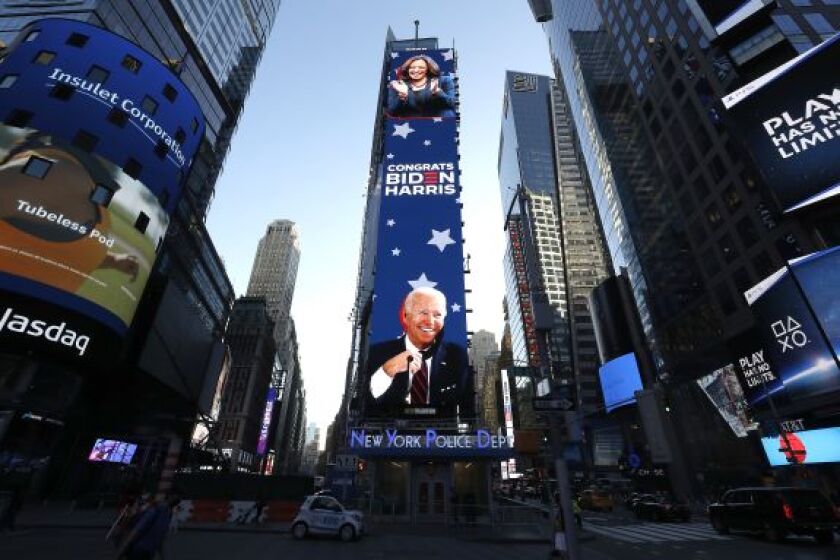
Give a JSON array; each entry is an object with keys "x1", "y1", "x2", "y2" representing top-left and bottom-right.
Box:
[
  {"x1": 117, "y1": 492, "x2": 180, "y2": 560},
  {"x1": 0, "y1": 484, "x2": 24, "y2": 532}
]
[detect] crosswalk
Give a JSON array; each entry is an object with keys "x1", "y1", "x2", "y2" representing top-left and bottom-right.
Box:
[{"x1": 583, "y1": 521, "x2": 731, "y2": 543}]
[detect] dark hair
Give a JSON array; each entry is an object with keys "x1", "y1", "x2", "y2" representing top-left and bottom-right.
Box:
[{"x1": 396, "y1": 55, "x2": 441, "y2": 81}]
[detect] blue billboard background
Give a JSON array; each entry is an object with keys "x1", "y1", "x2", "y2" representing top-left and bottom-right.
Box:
[
  {"x1": 363, "y1": 48, "x2": 469, "y2": 419},
  {"x1": 0, "y1": 18, "x2": 204, "y2": 211},
  {"x1": 598, "y1": 352, "x2": 643, "y2": 412},
  {"x1": 0, "y1": 19, "x2": 204, "y2": 349}
]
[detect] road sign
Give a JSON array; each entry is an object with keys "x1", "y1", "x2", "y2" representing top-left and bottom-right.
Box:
[
  {"x1": 334, "y1": 454, "x2": 358, "y2": 471},
  {"x1": 532, "y1": 397, "x2": 574, "y2": 411}
]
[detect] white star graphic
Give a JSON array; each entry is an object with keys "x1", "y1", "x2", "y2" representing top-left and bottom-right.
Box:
[
  {"x1": 423, "y1": 140, "x2": 432, "y2": 146},
  {"x1": 386, "y1": 153, "x2": 394, "y2": 159},
  {"x1": 387, "y1": 219, "x2": 395, "y2": 227},
  {"x1": 390, "y1": 52, "x2": 399, "y2": 59},
  {"x1": 408, "y1": 273, "x2": 438, "y2": 289},
  {"x1": 372, "y1": 294, "x2": 377, "y2": 300},
  {"x1": 427, "y1": 229, "x2": 456, "y2": 252},
  {"x1": 392, "y1": 122, "x2": 415, "y2": 139},
  {"x1": 455, "y1": 197, "x2": 462, "y2": 204},
  {"x1": 391, "y1": 247, "x2": 401, "y2": 256},
  {"x1": 432, "y1": 117, "x2": 443, "y2": 123},
  {"x1": 451, "y1": 303, "x2": 461, "y2": 313},
  {"x1": 442, "y1": 50, "x2": 454, "y2": 61}
]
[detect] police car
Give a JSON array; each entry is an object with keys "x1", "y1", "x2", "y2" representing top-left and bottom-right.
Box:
[{"x1": 291, "y1": 495, "x2": 364, "y2": 541}]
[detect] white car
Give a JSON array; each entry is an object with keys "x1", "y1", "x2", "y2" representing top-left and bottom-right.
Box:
[{"x1": 291, "y1": 495, "x2": 363, "y2": 541}]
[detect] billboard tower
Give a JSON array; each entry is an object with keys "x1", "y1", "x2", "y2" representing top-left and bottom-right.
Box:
[{"x1": 334, "y1": 30, "x2": 511, "y2": 520}]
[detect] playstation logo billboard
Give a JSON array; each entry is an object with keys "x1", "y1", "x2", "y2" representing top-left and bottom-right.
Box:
[
  {"x1": 723, "y1": 33, "x2": 840, "y2": 212},
  {"x1": 744, "y1": 246, "x2": 840, "y2": 408}
]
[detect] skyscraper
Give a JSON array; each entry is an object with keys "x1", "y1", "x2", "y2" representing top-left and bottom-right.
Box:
[
  {"x1": 217, "y1": 297, "x2": 276, "y2": 473},
  {"x1": 498, "y1": 71, "x2": 611, "y2": 418},
  {"x1": 0, "y1": 1, "x2": 282, "y2": 498},
  {"x1": 531, "y1": 1, "x2": 839, "y2": 488},
  {"x1": 246, "y1": 219, "x2": 300, "y2": 326}
]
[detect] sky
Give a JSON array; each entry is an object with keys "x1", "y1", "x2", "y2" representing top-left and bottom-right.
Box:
[{"x1": 205, "y1": 0, "x2": 554, "y2": 438}]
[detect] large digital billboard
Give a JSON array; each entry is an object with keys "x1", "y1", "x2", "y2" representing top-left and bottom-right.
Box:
[
  {"x1": 744, "y1": 247, "x2": 840, "y2": 407},
  {"x1": 695, "y1": 364, "x2": 755, "y2": 437},
  {"x1": 723, "y1": 33, "x2": 840, "y2": 212},
  {"x1": 0, "y1": 19, "x2": 204, "y2": 363},
  {"x1": 598, "y1": 352, "x2": 643, "y2": 412},
  {"x1": 363, "y1": 48, "x2": 471, "y2": 420},
  {"x1": 761, "y1": 427, "x2": 840, "y2": 466}
]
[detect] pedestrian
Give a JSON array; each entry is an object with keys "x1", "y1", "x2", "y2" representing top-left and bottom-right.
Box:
[
  {"x1": 116, "y1": 491, "x2": 181, "y2": 560},
  {"x1": 0, "y1": 484, "x2": 23, "y2": 532},
  {"x1": 573, "y1": 496, "x2": 582, "y2": 528}
]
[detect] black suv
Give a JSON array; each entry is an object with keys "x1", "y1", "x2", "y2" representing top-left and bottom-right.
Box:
[{"x1": 708, "y1": 487, "x2": 839, "y2": 544}]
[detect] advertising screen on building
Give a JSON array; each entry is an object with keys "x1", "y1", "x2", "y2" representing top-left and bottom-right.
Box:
[
  {"x1": 363, "y1": 48, "x2": 470, "y2": 421},
  {"x1": 723, "y1": 33, "x2": 840, "y2": 212},
  {"x1": 599, "y1": 352, "x2": 643, "y2": 412},
  {"x1": 744, "y1": 247, "x2": 840, "y2": 408},
  {"x1": 257, "y1": 387, "x2": 277, "y2": 456},
  {"x1": 1, "y1": 124, "x2": 169, "y2": 331},
  {"x1": 0, "y1": 19, "x2": 204, "y2": 364},
  {"x1": 384, "y1": 50, "x2": 456, "y2": 119},
  {"x1": 89, "y1": 438, "x2": 137, "y2": 464},
  {"x1": 761, "y1": 427, "x2": 840, "y2": 466},
  {"x1": 696, "y1": 364, "x2": 756, "y2": 437}
]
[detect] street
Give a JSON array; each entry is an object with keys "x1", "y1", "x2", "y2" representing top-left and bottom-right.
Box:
[
  {"x1": 1, "y1": 510, "x2": 838, "y2": 560},
  {"x1": 578, "y1": 508, "x2": 840, "y2": 560},
  {"x1": 0, "y1": 528, "x2": 547, "y2": 560}
]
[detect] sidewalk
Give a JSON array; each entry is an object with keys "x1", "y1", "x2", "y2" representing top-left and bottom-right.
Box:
[{"x1": 15, "y1": 501, "x2": 289, "y2": 533}]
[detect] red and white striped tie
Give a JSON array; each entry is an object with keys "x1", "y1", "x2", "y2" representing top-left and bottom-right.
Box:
[{"x1": 410, "y1": 358, "x2": 429, "y2": 405}]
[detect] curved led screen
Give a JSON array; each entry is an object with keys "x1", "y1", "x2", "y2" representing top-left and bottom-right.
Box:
[
  {"x1": 0, "y1": 19, "x2": 204, "y2": 363},
  {"x1": 599, "y1": 352, "x2": 643, "y2": 412}
]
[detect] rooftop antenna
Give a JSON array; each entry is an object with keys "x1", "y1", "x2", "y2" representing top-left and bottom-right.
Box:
[{"x1": 414, "y1": 19, "x2": 420, "y2": 47}]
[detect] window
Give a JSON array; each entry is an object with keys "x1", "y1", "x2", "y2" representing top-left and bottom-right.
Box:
[
  {"x1": 33, "y1": 51, "x2": 56, "y2": 65},
  {"x1": 723, "y1": 184, "x2": 742, "y2": 210},
  {"x1": 66, "y1": 32, "x2": 88, "y2": 47},
  {"x1": 25, "y1": 30, "x2": 40, "y2": 42},
  {"x1": 107, "y1": 108, "x2": 128, "y2": 127},
  {"x1": 121, "y1": 54, "x2": 142, "y2": 73},
  {"x1": 22, "y1": 156, "x2": 53, "y2": 179},
  {"x1": 50, "y1": 83, "x2": 74, "y2": 101},
  {"x1": 716, "y1": 282, "x2": 737, "y2": 315},
  {"x1": 72, "y1": 130, "x2": 98, "y2": 152},
  {"x1": 86, "y1": 65, "x2": 109, "y2": 83},
  {"x1": 191, "y1": 117, "x2": 199, "y2": 133},
  {"x1": 162, "y1": 83, "x2": 178, "y2": 102},
  {"x1": 5, "y1": 109, "x2": 33, "y2": 128},
  {"x1": 736, "y1": 216, "x2": 759, "y2": 247},
  {"x1": 154, "y1": 140, "x2": 168, "y2": 159},
  {"x1": 705, "y1": 203, "x2": 722, "y2": 225},
  {"x1": 123, "y1": 158, "x2": 142, "y2": 179},
  {"x1": 158, "y1": 189, "x2": 170, "y2": 207},
  {"x1": 0, "y1": 74, "x2": 18, "y2": 89},
  {"x1": 174, "y1": 128, "x2": 186, "y2": 144},
  {"x1": 141, "y1": 95, "x2": 158, "y2": 115},
  {"x1": 134, "y1": 212, "x2": 150, "y2": 234},
  {"x1": 804, "y1": 13, "x2": 834, "y2": 35},
  {"x1": 90, "y1": 184, "x2": 114, "y2": 207},
  {"x1": 718, "y1": 232, "x2": 739, "y2": 263}
]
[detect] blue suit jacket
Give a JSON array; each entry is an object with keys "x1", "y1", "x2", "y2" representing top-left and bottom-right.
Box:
[
  {"x1": 386, "y1": 75, "x2": 456, "y2": 118},
  {"x1": 365, "y1": 335, "x2": 473, "y2": 416}
]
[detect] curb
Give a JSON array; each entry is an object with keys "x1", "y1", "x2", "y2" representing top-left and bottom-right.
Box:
[{"x1": 18, "y1": 524, "x2": 289, "y2": 534}]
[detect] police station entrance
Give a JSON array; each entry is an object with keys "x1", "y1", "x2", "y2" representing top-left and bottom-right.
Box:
[{"x1": 412, "y1": 461, "x2": 452, "y2": 522}]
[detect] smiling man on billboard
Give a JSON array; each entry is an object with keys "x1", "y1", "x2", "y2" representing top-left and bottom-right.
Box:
[{"x1": 366, "y1": 287, "x2": 471, "y2": 415}]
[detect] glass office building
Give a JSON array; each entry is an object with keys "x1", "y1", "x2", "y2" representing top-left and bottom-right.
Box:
[{"x1": 530, "y1": 0, "x2": 840, "y2": 488}]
